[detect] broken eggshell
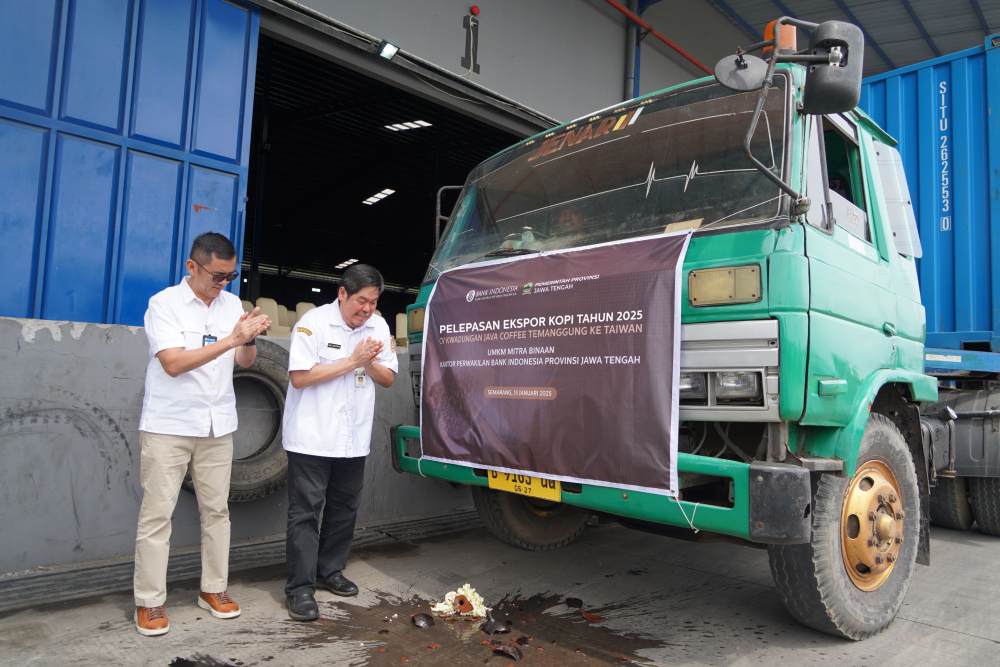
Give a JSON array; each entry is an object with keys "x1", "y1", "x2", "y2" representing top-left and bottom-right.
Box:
[
  {"x1": 480, "y1": 610, "x2": 510, "y2": 635},
  {"x1": 493, "y1": 644, "x2": 524, "y2": 662},
  {"x1": 581, "y1": 610, "x2": 606, "y2": 622},
  {"x1": 411, "y1": 613, "x2": 436, "y2": 628}
]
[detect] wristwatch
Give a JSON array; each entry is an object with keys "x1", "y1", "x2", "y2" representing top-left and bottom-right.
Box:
[{"x1": 243, "y1": 338, "x2": 256, "y2": 347}]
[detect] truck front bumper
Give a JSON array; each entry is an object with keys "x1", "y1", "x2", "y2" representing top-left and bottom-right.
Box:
[{"x1": 392, "y1": 426, "x2": 813, "y2": 544}]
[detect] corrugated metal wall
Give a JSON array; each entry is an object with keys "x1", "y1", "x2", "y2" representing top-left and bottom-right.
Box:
[
  {"x1": 861, "y1": 37, "x2": 1000, "y2": 351},
  {"x1": 0, "y1": 0, "x2": 258, "y2": 326}
]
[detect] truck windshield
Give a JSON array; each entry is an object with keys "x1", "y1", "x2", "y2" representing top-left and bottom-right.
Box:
[{"x1": 426, "y1": 78, "x2": 788, "y2": 282}]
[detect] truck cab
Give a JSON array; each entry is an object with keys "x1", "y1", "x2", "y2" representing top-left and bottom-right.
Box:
[{"x1": 395, "y1": 19, "x2": 938, "y2": 640}]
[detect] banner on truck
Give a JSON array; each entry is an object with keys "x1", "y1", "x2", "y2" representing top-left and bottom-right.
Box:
[{"x1": 420, "y1": 232, "x2": 691, "y2": 497}]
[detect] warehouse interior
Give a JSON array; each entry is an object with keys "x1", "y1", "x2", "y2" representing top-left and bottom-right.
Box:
[{"x1": 239, "y1": 35, "x2": 520, "y2": 330}]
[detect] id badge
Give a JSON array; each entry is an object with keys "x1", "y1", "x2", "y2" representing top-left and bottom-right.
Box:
[
  {"x1": 202, "y1": 334, "x2": 218, "y2": 347},
  {"x1": 354, "y1": 368, "x2": 366, "y2": 387}
]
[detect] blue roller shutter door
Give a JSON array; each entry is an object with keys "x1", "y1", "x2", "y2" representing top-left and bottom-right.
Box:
[{"x1": 0, "y1": 0, "x2": 258, "y2": 325}]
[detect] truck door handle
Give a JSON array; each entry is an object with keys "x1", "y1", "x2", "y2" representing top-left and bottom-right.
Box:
[{"x1": 882, "y1": 322, "x2": 896, "y2": 336}]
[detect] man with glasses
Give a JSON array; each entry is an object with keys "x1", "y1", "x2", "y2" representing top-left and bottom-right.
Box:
[{"x1": 133, "y1": 232, "x2": 270, "y2": 636}]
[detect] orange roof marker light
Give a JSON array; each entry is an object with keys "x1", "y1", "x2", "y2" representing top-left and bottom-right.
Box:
[{"x1": 764, "y1": 20, "x2": 797, "y2": 57}]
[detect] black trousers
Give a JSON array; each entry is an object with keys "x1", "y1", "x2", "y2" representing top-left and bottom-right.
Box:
[{"x1": 284, "y1": 451, "x2": 366, "y2": 597}]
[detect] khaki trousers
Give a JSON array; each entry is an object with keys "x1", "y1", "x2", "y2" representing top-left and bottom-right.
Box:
[{"x1": 134, "y1": 430, "x2": 233, "y2": 607}]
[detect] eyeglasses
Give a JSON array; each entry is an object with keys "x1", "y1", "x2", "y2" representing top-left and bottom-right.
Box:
[{"x1": 193, "y1": 259, "x2": 238, "y2": 284}]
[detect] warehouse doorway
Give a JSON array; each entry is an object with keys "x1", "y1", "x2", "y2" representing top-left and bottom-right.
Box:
[{"x1": 240, "y1": 34, "x2": 523, "y2": 332}]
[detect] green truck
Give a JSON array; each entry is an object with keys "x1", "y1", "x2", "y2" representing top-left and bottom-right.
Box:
[{"x1": 394, "y1": 18, "x2": 941, "y2": 639}]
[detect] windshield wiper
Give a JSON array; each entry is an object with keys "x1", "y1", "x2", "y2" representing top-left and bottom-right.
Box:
[{"x1": 478, "y1": 248, "x2": 539, "y2": 260}]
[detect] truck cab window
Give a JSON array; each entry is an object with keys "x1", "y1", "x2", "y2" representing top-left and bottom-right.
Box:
[{"x1": 805, "y1": 115, "x2": 872, "y2": 243}]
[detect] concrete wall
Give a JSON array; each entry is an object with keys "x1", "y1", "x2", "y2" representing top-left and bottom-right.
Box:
[
  {"x1": 281, "y1": 0, "x2": 750, "y2": 122},
  {"x1": 0, "y1": 317, "x2": 467, "y2": 575}
]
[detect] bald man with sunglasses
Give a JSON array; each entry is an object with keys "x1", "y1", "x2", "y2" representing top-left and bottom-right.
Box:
[{"x1": 133, "y1": 232, "x2": 270, "y2": 636}]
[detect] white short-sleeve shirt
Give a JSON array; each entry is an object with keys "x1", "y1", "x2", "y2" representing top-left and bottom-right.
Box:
[
  {"x1": 139, "y1": 277, "x2": 245, "y2": 437},
  {"x1": 282, "y1": 303, "x2": 399, "y2": 457}
]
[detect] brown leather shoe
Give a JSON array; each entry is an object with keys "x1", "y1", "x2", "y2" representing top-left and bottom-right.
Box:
[
  {"x1": 198, "y1": 591, "x2": 241, "y2": 619},
  {"x1": 134, "y1": 606, "x2": 169, "y2": 636}
]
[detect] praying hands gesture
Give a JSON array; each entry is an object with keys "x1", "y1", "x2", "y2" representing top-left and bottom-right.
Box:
[
  {"x1": 349, "y1": 336, "x2": 384, "y2": 369},
  {"x1": 230, "y1": 307, "x2": 271, "y2": 347}
]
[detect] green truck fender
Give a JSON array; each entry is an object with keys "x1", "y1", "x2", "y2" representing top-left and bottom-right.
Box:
[{"x1": 798, "y1": 368, "x2": 937, "y2": 476}]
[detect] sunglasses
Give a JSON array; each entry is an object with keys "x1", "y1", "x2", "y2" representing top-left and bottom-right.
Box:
[{"x1": 193, "y1": 259, "x2": 239, "y2": 284}]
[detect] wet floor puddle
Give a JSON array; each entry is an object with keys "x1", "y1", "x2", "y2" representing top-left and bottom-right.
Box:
[{"x1": 286, "y1": 593, "x2": 662, "y2": 666}]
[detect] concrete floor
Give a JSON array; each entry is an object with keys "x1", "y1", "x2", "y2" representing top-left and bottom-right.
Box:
[{"x1": 0, "y1": 522, "x2": 997, "y2": 666}]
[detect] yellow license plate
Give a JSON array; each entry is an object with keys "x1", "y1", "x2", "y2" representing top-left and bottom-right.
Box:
[{"x1": 487, "y1": 471, "x2": 561, "y2": 501}]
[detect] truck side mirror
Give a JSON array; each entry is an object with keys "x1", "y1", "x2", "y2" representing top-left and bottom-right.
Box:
[
  {"x1": 710, "y1": 16, "x2": 865, "y2": 211},
  {"x1": 714, "y1": 53, "x2": 769, "y2": 92},
  {"x1": 801, "y1": 21, "x2": 864, "y2": 115}
]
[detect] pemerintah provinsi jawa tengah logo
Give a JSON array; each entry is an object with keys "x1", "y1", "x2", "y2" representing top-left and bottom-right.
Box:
[{"x1": 522, "y1": 282, "x2": 533, "y2": 294}]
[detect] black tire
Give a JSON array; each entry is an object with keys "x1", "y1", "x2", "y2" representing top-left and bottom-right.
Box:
[
  {"x1": 929, "y1": 476, "x2": 975, "y2": 531},
  {"x1": 969, "y1": 477, "x2": 1000, "y2": 536},
  {"x1": 182, "y1": 337, "x2": 289, "y2": 503},
  {"x1": 471, "y1": 485, "x2": 589, "y2": 550},
  {"x1": 768, "y1": 414, "x2": 920, "y2": 640}
]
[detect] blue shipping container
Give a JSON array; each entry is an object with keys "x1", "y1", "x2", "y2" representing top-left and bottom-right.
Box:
[
  {"x1": 0, "y1": 0, "x2": 258, "y2": 326},
  {"x1": 861, "y1": 36, "x2": 1000, "y2": 354}
]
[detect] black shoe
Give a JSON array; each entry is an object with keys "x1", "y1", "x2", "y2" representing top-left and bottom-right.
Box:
[
  {"x1": 287, "y1": 593, "x2": 319, "y2": 621},
  {"x1": 317, "y1": 572, "x2": 359, "y2": 597}
]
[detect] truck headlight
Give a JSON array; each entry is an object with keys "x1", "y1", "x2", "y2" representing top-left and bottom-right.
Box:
[
  {"x1": 714, "y1": 371, "x2": 761, "y2": 400},
  {"x1": 689, "y1": 265, "x2": 761, "y2": 307},
  {"x1": 407, "y1": 307, "x2": 425, "y2": 335},
  {"x1": 679, "y1": 372, "x2": 707, "y2": 399}
]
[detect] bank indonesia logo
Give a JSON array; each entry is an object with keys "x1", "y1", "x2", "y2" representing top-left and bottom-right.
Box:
[
  {"x1": 523, "y1": 282, "x2": 533, "y2": 295},
  {"x1": 466, "y1": 289, "x2": 476, "y2": 302}
]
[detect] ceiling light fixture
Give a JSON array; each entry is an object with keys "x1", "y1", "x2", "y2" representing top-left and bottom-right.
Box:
[
  {"x1": 334, "y1": 258, "x2": 360, "y2": 270},
  {"x1": 378, "y1": 41, "x2": 399, "y2": 60},
  {"x1": 384, "y1": 120, "x2": 432, "y2": 132},
  {"x1": 311, "y1": 287, "x2": 321, "y2": 292},
  {"x1": 362, "y1": 188, "x2": 395, "y2": 205}
]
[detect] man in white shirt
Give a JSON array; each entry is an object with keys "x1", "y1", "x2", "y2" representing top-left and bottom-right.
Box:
[
  {"x1": 134, "y1": 233, "x2": 270, "y2": 636},
  {"x1": 282, "y1": 264, "x2": 398, "y2": 621}
]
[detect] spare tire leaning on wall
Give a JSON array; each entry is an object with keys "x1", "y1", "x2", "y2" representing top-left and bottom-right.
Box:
[{"x1": 182, "y1": 337, "x2": 289, "y2": 502}]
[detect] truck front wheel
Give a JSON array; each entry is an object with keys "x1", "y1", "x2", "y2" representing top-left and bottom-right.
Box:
[
  {"x1": 767, "y1": 414, "x2": 920, "y2": 640},
  {"x1": 471, "y1": 486, "x2": 590, "y2": 550}
]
